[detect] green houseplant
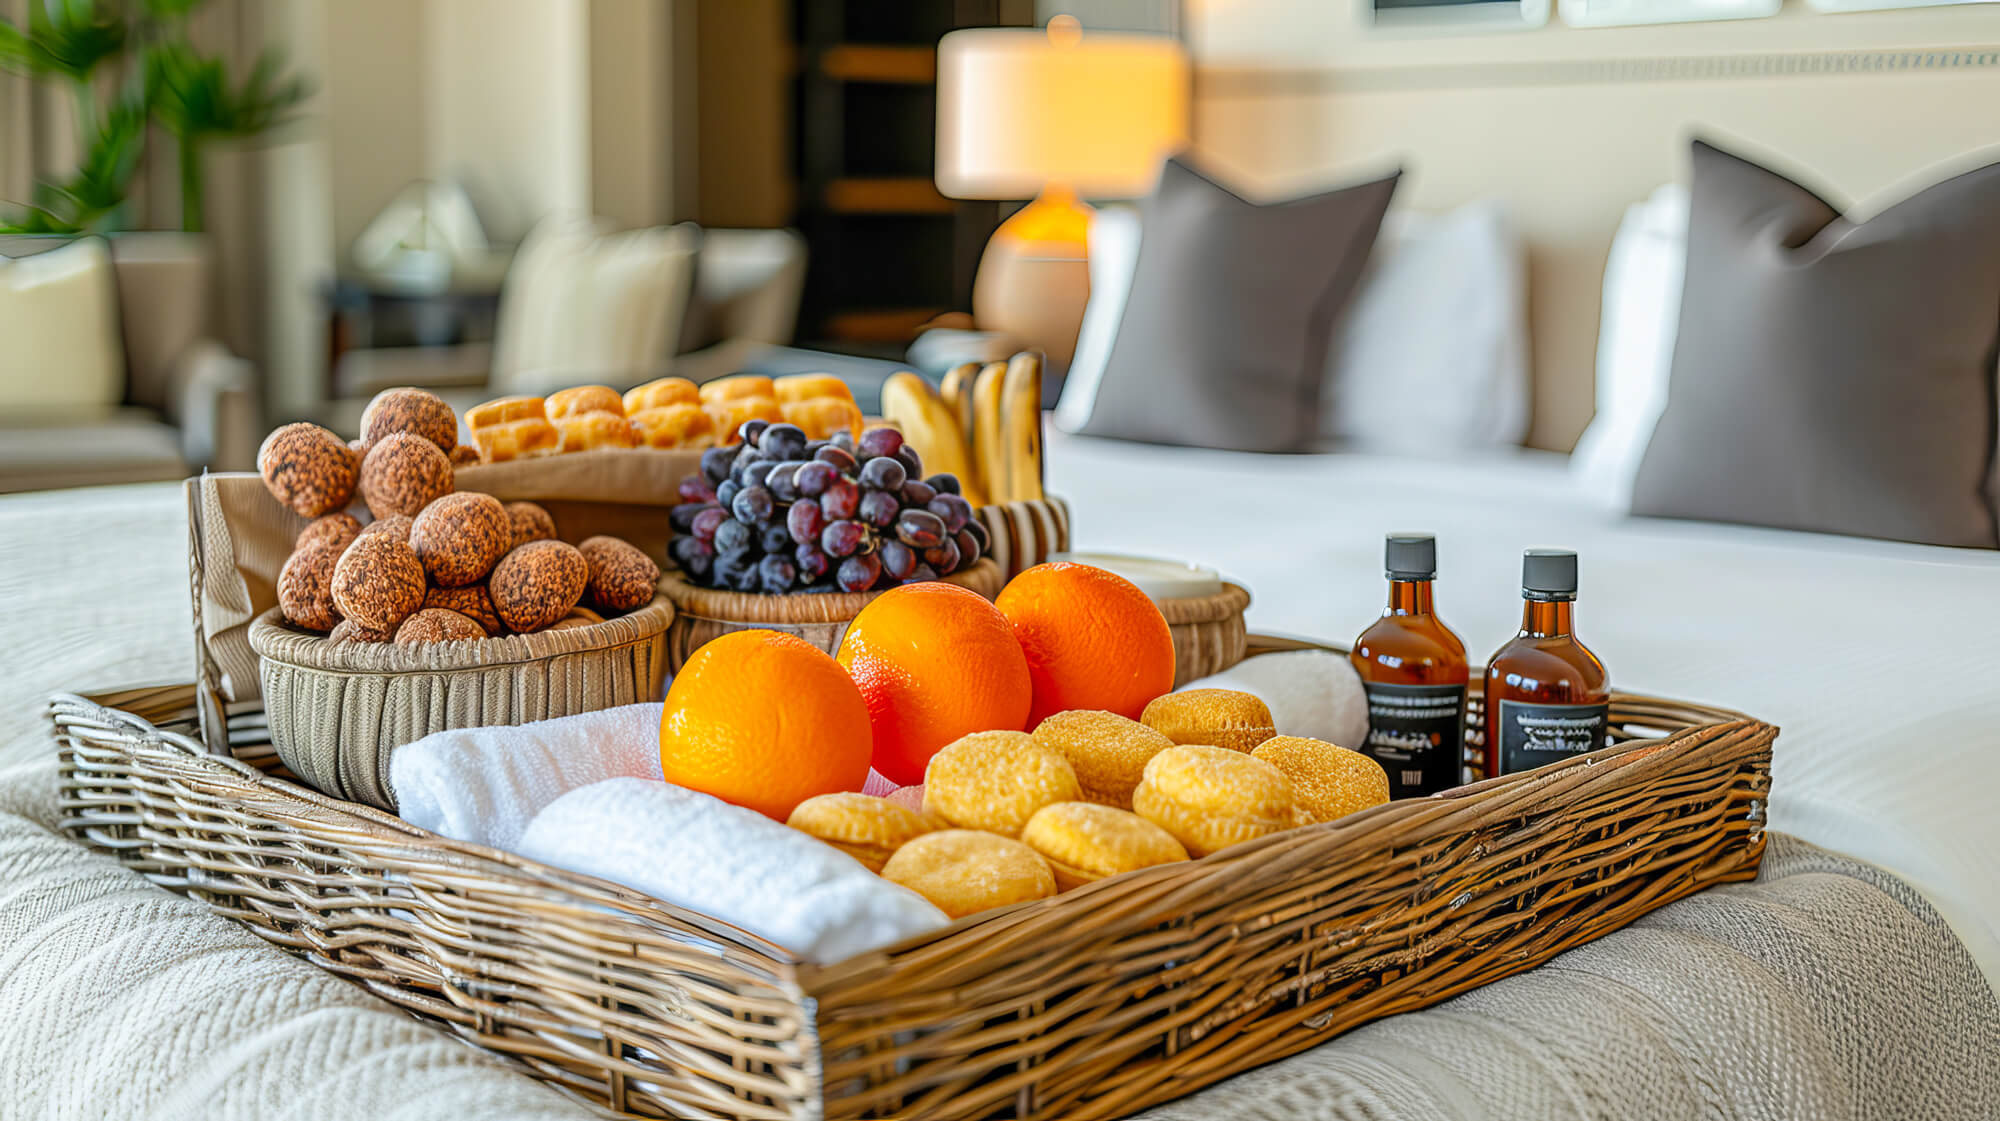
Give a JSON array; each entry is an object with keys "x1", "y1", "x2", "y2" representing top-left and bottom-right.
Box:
[{"x1": 0, "y1": 0, "x2": 308, "y2": 234}]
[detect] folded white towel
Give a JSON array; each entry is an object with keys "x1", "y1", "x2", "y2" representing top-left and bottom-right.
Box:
[
  {"x1": 518, "y1": 778, "x2": 948, "y2": 962},
  {"x1": 390, "y1": 703, "x2": 665, "y2": 851},
  {"x1": 1178, "y1": 650, "x2": 1369, "y2": 749}
]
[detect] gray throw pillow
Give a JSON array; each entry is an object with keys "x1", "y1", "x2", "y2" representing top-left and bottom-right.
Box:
[
  {"x1": 1075, "y1": 159, "x2": 1400, "y2": 452},
  {"x1": 1631, "y1": 139, "x2": 2000, "y2": 548}
]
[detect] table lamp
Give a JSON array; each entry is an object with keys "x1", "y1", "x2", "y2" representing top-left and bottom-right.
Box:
[{"x1": 936, "y1": 16, "x2": 1189, "y2": 371}]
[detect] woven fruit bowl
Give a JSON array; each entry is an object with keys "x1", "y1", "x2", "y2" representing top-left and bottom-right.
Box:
[
  {"x1": 249, "y1": 598, "x2": 674, "y2": 809},
  {"x1": 659, "y1": 558, "x2": 1003, "y2": 670},
  {"x1": 50, "y1": 638, "x2": 1773, "y2": 1121}
]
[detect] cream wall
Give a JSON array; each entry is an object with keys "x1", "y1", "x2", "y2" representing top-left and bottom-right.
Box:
[
  {"x1": 1182, "y1": 0, "x2": 2000, "y2": 450},
  {"x1": 425, "y1": 0, "x2": 591, "y2": 241},
  {"x1": 322, "y1": 0, "x2": 430, "y2": 253}
]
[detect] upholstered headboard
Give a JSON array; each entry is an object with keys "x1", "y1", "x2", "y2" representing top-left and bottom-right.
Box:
[{"x1": 1182, "y1": 0, "x2": 2000, "y2": 450}]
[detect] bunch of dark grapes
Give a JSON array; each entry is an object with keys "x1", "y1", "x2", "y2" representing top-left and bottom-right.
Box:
[{"x1": 668, "y1": 421, "x2": 988, "y2": 595}]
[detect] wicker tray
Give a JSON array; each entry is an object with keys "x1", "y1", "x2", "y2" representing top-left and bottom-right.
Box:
[{"x1": 50, "y1": 640, "x2": 1773, "y2": 1121}]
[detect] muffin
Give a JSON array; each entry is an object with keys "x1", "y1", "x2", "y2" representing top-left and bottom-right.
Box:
[
  {"x1": 577, "y1": 535, "x2": 659, "y2": 613},
  {"x1": 277, "y1": 544, "x2": 342, "y2": 632},
  {"x1": 330, "y1": 532, "x2": 427, "y2": 632},
  {"x1": 489, "y1": 540, "x2": 588, "y2": 633},
  {"x1": 1251, "y1": 736, "x2": 1390, "y2": 826},
  {"x1": 394, "y1": 607, "x2": 486, "y2": 646},
  {"x1": 922, "y1": 731, "x2": 1082, "y2": 839},
  {"x1": 358, "y1": 432, "x2": 453, "y2": 519},
  {"x1": 1031, "y1": 710, "x2": 1176, "y2": 810},
  {"x1": 410, "y1": 492, "x2": 511, "y2": 587},
  {"x1": 359, "y1": 387, "x2": 457, "y2": 453},
  {"x1": 503, "y1": 501, "x2": 558, "y2": 550},
  {"x1": 787, "y1": 792, "x2": 941, "y2": 874},
  {"x1": 880, "y1": 830, "x2": 1056, "y2": 919},
  {"x1": 1020, "y1": 802, "x2": 1188, "y2": 890},
  {"x1": 1131, "y1": 745, "x2": 1294, "y2": 859},
  {"x1": 423, "y1": 584, "x2": 502, "y2": 636},
  {"x1": 1142, "y1": 689, "x2": 1279, "y2": 754},
  {"x1": 295, "y1": 512, "x2": 363, "y2": 555},
  {"x1": 258, "y1": 423, "x2": 357, "y2": 518}
]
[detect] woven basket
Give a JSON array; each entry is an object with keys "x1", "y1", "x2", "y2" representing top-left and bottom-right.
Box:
[
  {"x1": 658, "y1": 558, "x2": 1004, "y2": 671},
  {"x1": 1160, "y1": 582, "x2": 1252, "y2": 687},
  {"x1": 50, "y1": 640, "x2": 1774, "y2": 1121},
  {"x1": 248, "y1": 600, "x2": 674, "y2": 810}
]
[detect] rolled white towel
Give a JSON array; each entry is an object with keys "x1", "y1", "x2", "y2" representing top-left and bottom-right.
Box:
[
  {"x1": 518, "y1": 777, "x2": 949, "y2": 962},
  {"x1": 390, "y1": 703, "x2": 664, "y2": 850},
  {"x1": 1178, "y1": 650, "x2": 1369, "y2": 749}
]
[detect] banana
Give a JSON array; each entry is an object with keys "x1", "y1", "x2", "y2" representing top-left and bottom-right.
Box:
[
  {"x1": 940, "y1": 362, "x2": 979, "y2": 452},
  {"x1": 999, "y1": 351, "x2": 1045, "y2": 504},
  {"x1": 879, "y1": 371, "x2": 985, "y2": 506},
  {"x1": 972, "y1": 361, "x2": 1010, "y2": 504}
]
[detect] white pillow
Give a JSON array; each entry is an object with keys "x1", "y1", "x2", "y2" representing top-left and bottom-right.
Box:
[
  {"x1": 1320, "y1": 200, "x2": 1529, "y2": 449},
  {"x1": 1052, "y1": 205, "x2": 1141, "y2": 435},
  {"x1": 1569, "y1": 183, "x2": 1689, "y2": 509},
  {"x1": 0, "y1": 238, "x2": 125, "y2": 411},
  {"x1": 491, "y1": 215, "x2": 699, "y2": 393},
  {"x1": 1054, "y1": 202, "x2": 1529, "y2": 450}
]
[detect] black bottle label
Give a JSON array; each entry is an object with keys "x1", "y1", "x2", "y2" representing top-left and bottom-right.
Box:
[
  {"x1": 1496, "y1": 700, "x2": 1610, "y2": 774},
  {"x1": 1360, "y1": 682, "x2": 1466, "y2": 797}
]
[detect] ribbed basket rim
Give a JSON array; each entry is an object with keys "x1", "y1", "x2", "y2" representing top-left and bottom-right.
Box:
[
  {"x1": 657, "y1": 557, "x2": 1003, "y2": 624},
  {"x1": 248, "y1": 596, "x2": 675, "y2": 675},
  {"x1": 1156, "y1": 581, "x2": 1252, "y2": 625}
]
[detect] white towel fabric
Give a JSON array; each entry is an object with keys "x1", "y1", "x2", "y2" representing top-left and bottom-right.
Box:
[
  {"x1": 1178, "y1": 649, "x2": 1370, "y2": 749},
  {"x1": 389, "y1": 704, "x2": 947, "y2": 962},
  {"x1": 518, "y1": 778, "x2": 947, "y2": 962},
  {"x1": 390, "y1": 703, "x2": 665, "y2": 851}
]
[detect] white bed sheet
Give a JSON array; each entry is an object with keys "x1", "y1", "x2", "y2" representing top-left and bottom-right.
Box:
[{"x1": 1047, "y1": 430, "x2": 2000, "y2": 989}]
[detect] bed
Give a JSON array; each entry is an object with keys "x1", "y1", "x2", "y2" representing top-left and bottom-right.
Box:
[{"x1": 1047, "y1": 429, "x2": 2000, "y2": 989}]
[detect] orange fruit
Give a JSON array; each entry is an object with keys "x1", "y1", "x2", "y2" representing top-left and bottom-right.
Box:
[
  {"x1": 995, "y1": 562, "x2": 1176, "y2": 725},
  {"x1": 836, "y1": 582, "x2": 1033, "y2": 787},
  {"x1": 659, "y1": 629, "x2": 873, "y2": 819}
]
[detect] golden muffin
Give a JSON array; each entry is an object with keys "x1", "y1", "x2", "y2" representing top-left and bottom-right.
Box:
[
  {"x1": 546, "y1": 385, "x2": 626, "y2": 420},
  {"x1": 1141, "y1": 689, "x2": 1278, "y2": 753},
  {"x1": 880, "y1": 829, "x2": 1056, "y2": 919},
  {"x1": 1020, "y1": 802, "x2": 1188, "y2": 890},
  {"x1": 628, "y1": 403, "x2": 718, "y2": 450},
  {"x1": 1030, "y1": 710, "x2": 1176, "y2": 810},
  {"x1": 1131, "y1": 744, "x2": 1294, "y2": 858},
  {"x1": 774, "y1": 373, "x2": 854, "y2": 405},
  {"x1": 787, "y1": 792, "x2": 941, "y2": 873},
  {"x1": 698, "y1": 374, "x2": 778, "y2": 405},
  {"x1": 922, "y1": 730, "x2": 1083, "y2": 838},
  {"x1": 780, "y1": 396, "x2": 864, "y2": 441},
  {"x1": 471, "y1": 417, "x2": 558, "y2": 463},
  {"x1": 466, "y1": 395, "x2": 547, "y2": 430},
  {"x1": 1251, "y1": 736, "x2": 1391, "y2": 825},
  {"x1": 705, "y1": 396, "x2": 785, "y2": 445},
  {"x1": 555, "y1": 411, "x2": 639, "y2": 453},
  {"x1": 623, "y1": 376, "x2": 700, "y2": 414}
]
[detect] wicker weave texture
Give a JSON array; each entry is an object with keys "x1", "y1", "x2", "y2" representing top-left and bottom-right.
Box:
[
  {"x1": 50, "y1": 667, "x2": 1772, "y2": 1121},
  {"x1": 248, "y1": 601, "x2": 674, "y2": 810},
  {"x1": 1158, "y1": 582, "x2": 1251, "y2": 687}
]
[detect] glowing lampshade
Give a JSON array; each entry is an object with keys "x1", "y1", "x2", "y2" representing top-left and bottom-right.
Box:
[{"x1": 936, "y1": 21, "x2": 1190, "y2": 202}]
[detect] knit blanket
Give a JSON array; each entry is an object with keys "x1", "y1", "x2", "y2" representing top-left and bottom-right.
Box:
[{"x1": 2, "y1": 483, "x2": 1996, "y2": 1120}]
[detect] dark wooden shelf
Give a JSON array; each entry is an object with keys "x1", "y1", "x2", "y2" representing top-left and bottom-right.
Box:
[
  {"x1": 824, "y1": 177, "x2": 954, "y2": 215},
  {"x1": 823, "y1": 307, "x2": 950, "y2": 343},
  {"x1": 818, "y1": 45, "x2": 936, "y2": 84}
]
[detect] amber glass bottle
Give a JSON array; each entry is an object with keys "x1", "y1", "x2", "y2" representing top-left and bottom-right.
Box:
[
  {"x1": 1350, "y1": 535, "x2": 1469, "y2": 798},
  {"x1": 1484, "y1": 549, "x2": 1611, "y2": 777}
]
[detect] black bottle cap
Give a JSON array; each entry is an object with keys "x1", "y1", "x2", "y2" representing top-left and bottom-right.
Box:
[
  {"x1": 1522, "y1": 549, "x2": 1578, "y2": 600},
  {"x1": 1385, "y1": 534, "x2": 1436, "y2": 579}
]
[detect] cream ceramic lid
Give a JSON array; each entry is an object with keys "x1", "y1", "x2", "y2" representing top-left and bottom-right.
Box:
[{"x1": 1048, "y1": 552, "x2": 1221, "y2": 600}]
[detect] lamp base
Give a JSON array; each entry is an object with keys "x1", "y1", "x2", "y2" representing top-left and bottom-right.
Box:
[{"x1": 971, "y1": 186, "x2": 1093, "y2": 374}]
